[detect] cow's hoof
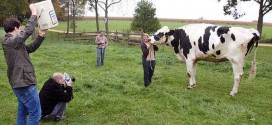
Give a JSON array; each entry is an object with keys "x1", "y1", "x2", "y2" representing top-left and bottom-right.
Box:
[
  {"x1": 187, "y1": 84, "x2": 196, "y2": 89},
  {"x1": 229, "y1": 91, "x2": 237, "y2": 96}
]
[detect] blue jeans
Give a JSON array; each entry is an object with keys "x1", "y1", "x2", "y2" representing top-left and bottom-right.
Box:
[
  {"x1": 142, "y1": 60, "x2": 156, "y2": 87},
  {"x1": 12, "y1": 85, "x2": 41, "y2": 125},
  {"x1": 97, "y1": 48, "x2": 106, "y2": 66}
]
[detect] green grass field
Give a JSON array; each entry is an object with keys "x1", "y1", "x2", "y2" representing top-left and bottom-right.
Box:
[{"x1": 0, "y1": 20, "x2": 272, "y2": 124}]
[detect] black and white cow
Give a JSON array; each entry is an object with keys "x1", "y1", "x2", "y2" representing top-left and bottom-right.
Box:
[{"x1": 150, "y1": 24, "x2": 260, "y2": 96}]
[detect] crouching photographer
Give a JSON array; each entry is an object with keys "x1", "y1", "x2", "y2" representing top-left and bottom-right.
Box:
[{"x1": 39, "y1": 72, "x2": 75, "y2": 121}]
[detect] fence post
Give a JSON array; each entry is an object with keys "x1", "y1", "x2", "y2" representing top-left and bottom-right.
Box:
[
  {"x1": 126, "y1": 30, "x2": 129, "y2": 43},
  {"x1": 115, "y1": 30, "x2": 119, "y2": 42}
]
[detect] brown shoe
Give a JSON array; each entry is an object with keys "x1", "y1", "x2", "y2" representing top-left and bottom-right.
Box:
[
  {"x1": 41, "y1": 115, "x2": 53, "y2": 120},
  {"x1": 54, "y1": 115, "x2": 66, "y2": 121}
]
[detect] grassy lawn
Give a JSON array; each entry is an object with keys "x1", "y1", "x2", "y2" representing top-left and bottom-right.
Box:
[{"x1": 0, "y1": 29, "x2": 272, "y2": 125}]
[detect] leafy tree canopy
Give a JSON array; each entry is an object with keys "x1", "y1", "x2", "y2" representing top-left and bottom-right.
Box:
[
  {"x1": 131, "y1": 0, "x2": 161, "y2": 33},
  {"x1": 221, "y1": 0, "x2": 272, "y2": 35}
]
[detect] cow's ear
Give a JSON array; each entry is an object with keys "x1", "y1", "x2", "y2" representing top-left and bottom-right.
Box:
[{"x1": 166, "y1": 30, "x2": 175, "y2": 36}]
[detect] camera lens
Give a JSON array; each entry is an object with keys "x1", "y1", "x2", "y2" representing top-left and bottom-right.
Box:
[{"x1": 71, "y1": 76, "x2": 76, "y2": 82}]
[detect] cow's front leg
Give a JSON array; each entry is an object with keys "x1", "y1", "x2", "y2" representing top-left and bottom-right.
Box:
[
  {"x1": 230, "y1": 62, "x2": 244, "y2": 96},
  {"x1": 186, "y1": 59, "x2": 197, "y2": 89}
]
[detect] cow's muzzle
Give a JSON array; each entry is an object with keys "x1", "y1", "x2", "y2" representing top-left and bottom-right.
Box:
[{"x1": 153, "y1": 34, "x2": 161, "y2": 41}]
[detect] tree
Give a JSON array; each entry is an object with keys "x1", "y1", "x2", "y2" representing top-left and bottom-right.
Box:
[
  {"x1": 88, "y1": 0, "x2": 100, "y2": 32},
  {"x1": 0, "y1": 0, "x2": 29, "y2": 26},
  {"x1": 71, "y1": 0, "x2": 86, "y2": 33},
  {"x1": 98, "y1": 0, "x2": 122, "y2": 33},
  {"x1": 131, "y1": 0, "x2": 161, "y2": 33},
  {"x1": 58, "y1": 0, "x2": 86, "y2": 33},
  {"x1": 52, "y1": 0, "x2": 66, "y2": 21},
  {"x1": 220, "y1": 0, "x2": 272, "y2": 36}
]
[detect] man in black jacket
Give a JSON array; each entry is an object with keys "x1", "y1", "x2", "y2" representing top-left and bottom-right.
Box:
[
  {"x1": 39, "y1": 72, "x2": 73, "y2": 121},
  {"x1": 2, "y1": 3, "x2": 47, "y2": 125}
]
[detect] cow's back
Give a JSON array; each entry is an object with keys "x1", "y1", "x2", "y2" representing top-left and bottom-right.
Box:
[{"x1": 174, "y1": 24, "x2": 259, "y2": 62}]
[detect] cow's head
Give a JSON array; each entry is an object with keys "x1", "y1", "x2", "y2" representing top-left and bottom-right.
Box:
[{"x1": 150, "y1": 26, "x2": 175, "y2": 45}]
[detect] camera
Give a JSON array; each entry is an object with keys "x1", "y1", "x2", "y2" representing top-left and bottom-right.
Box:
[
  {"x1": 62, "y1": 73, "x2": 76, "y2": 88},
  {"x1": 64, "y1": 72, "x2": 76, "y2": 82},
  {"x1": 70, "y1": 76, "x2": 76, "y2": 82}
]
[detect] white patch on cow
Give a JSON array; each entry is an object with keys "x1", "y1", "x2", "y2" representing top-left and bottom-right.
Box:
[
  {"x1": 157, "y1": 26, "x2": 170, "y2": 34},
  {"x1": 176, "y1": 53, "x2": 185, "y2": 62}
]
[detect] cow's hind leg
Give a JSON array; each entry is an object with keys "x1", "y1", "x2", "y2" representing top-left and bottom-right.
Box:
[
  {"x1": 186, "y1": 60, "x2": 197, "y2": 89},
  {"x1": 230, "y1": 61, "x2": 244, "y2": 96}
]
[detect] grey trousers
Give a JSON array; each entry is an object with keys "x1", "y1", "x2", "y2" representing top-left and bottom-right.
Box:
[{"x1": 50, "y1": 102, "x2": 66, "y2": 117}]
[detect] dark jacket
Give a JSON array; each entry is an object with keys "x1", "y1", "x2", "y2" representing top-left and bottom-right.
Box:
[
  {"x1": 39, "y1": 78, "x2": 73, "y2": 116},
  {"x1": 141, "y1": 42, "x2": 159, "y2": 60},
  {"x1": 2, "y1": 15, "x2": 45, "y2": 88}
]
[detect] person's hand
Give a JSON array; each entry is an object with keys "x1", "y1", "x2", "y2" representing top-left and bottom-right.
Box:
[
  {"x1": 29, "y1": 4, "x2": 37, "y2": 16},
  {"x1": 66, "y1": 79, "x2": 73, "y2": 87},
  {"x1": 146, "y1": 43, "x2": 151, "y2": 49},
  {"x1": 39, "y1": 29, "x2": 47, "y2": 37}
]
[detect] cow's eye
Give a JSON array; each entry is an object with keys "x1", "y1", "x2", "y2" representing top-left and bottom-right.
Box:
[{"x1": 153, "y1": 34, "x2": 161, "y2": 41}]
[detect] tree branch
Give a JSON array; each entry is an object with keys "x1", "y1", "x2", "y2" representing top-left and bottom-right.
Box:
[
  {"x1": 263, "y1": 6, "x2": 272, "y2": 14},
  {"x1": 254, "y1": 0, "x2": 261, "y2": 4},
  {"x1": 262, "y1": 0, "x2": 272, "y2": 14},
  {"x1": 107, "y1": 0, "x2": 121, "y2": 8},
  {"x1": 98, "y1": 0, "x2": 106, "y2": 5},
  {"x1": 98, "y1": 2, "x2": 105, "y2": 11}
]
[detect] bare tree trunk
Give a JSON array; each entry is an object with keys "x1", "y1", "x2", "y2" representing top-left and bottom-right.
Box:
[
  {"x1": 257, "y1": 1, "x2": 264, "y2": 37},
  {"x1": 72, "y1": 0, "x2": 76, "y2": 33},
  {"x1": 105, "y1": 9, "x2": 109, "y2": 34},
  {"x1": 105, "y1": 0, "x2": 109, "y2": 34},
  {"x1": 66, "y1": 1, "x2": 70, "y2": 35},
  {"x1": 88, "y1": 0, "x2": 100, "y2": 32},
  {"x1": 95, "y1": 0, "x2": 99, "y2": 32},
  {"x1": 98, "y1": 0, "x2": 121, "y2": 34}
]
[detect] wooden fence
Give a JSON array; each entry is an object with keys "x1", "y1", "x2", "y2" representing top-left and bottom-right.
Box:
[{"x1": 58, "y1": 31, "x2": 144, "y2": 45}]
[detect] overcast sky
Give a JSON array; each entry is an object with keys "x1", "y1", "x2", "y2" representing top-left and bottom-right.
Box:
[{"x1": 85, "y1": 0, "x2": 272, "y2": 23}]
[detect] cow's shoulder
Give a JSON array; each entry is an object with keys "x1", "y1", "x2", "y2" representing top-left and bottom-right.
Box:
[{"x1": 170, "y1": 29, "x2": 192, "y2": 59}]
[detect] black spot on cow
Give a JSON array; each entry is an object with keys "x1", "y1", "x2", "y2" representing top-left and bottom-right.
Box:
[
  {"x1": 166, "y1": 30, "x2": 175, "y2": 36},
  {"x1": 154, "y1": 32, "x2": 165, "y2": 41},
  {"x1": 199, "y1": 26, "x2": 213, "y2": 54},
  {"x1": 252, "y1": 33, "x2": 259, "y2": 47},
  {"x1": 220, "y1": 36, "x2": 225, "y2": 43},
  {"x1": 217, "y1": 26, "x2": 230, "y2": 37},
  {"x1": 171, "y1": 29, "x2": 192, "y2": 59},
  {"x1": 194, "y1": 42, "x2": 196, "y2": 46},
  {"x1": 245, "y1": 33, "x2": 259, "y2": 56},
  {"x1": 245, "y1": 38, "x2": 254, "y2": 56},
  {"x1": 212, "y1": 44, "x2": 215, "y2": 49},
  {"x1": 171, "y1": 37, "x2": 180, "y2": 54},
  {"x1": 212, "y1": 54, "x2": 216, "y2": 58},
  {"x1": 198, "y1": 36, "x2": 202, "y2": 50},
  {"x1": 216, "y1": 50, "x2": 221, "y2": 55},
  {"x1": 231, "y1": 34, "x2": 236, "y2": 41},
  {"x1": 211, "y1": 26, "x2": 217, "y2": 32},
  {"x1": 157, "y1": 32, "x2": 164, "y2": 38}
]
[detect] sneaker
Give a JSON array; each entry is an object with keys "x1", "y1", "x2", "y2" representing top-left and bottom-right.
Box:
[{"x1": 54, "y1": 115, "x2": 66, "y2": 121}]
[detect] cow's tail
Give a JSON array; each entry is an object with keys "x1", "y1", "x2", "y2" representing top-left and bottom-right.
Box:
[{"x1": 249, "y1": 33, "x2": 259, "y2": 79}]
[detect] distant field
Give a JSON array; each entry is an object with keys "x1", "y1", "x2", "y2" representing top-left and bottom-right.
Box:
[{"x1": 53, "y1": 19, "x2": 272, "y2": 42}]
